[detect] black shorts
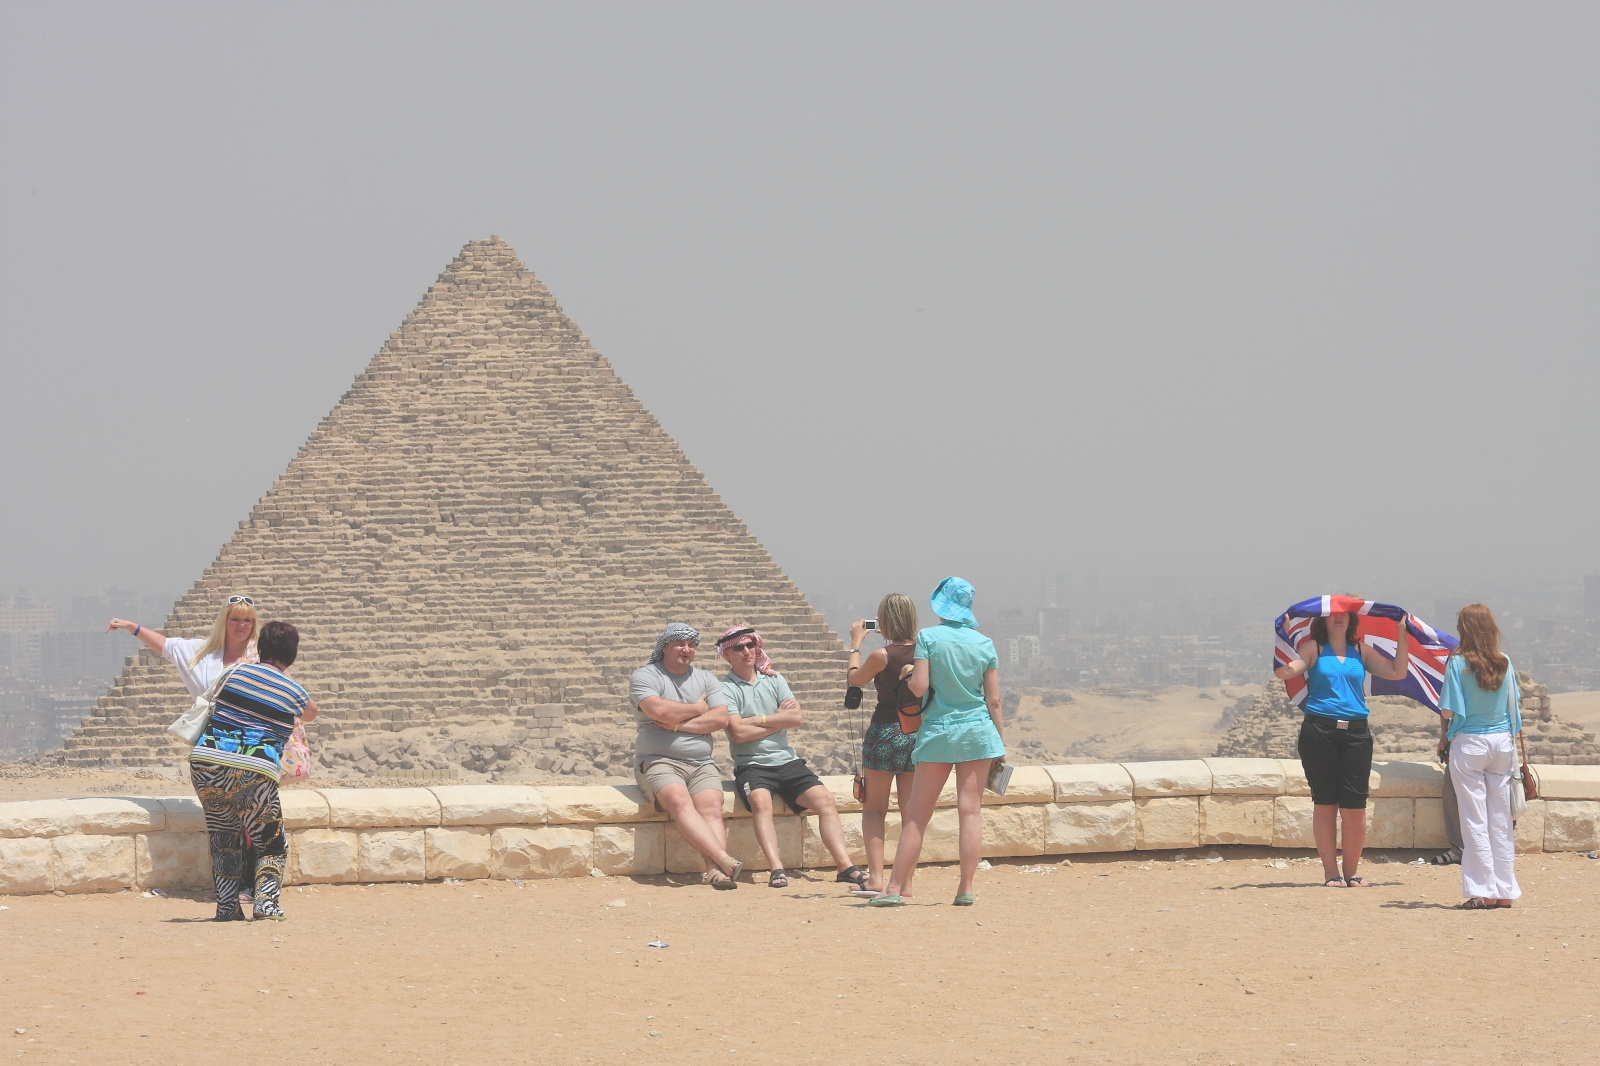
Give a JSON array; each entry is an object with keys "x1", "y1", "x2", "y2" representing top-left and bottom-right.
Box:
[
  {"x1": 734, "y1": 758, "x2": 824, "y2": 815},
  {"x1": 1297, "y1": 714, "x2": 1373, "y2": 809}
]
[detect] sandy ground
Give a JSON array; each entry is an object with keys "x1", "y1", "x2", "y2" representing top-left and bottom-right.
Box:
[
  {"x1": 1011, "y1": 686, "x2": 1258, "y2": 762},
  {"x1": 2, "y1": 848, "x2": 1596, "y2": 1065},
  {"x1": 1550, "y1": 690, "x2": 1600, "y2": 737}
]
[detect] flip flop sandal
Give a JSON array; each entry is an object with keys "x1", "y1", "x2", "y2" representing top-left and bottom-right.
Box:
[
  {"x1": 867, "y1": 894, "x2": 905, "y2": 907},
  {"x1": 1496, "y1": 900, "x2": 1514, "y2": 908},
  {"x1": 848, "y1": 888, "x2": 882, "y2": 898},
  {"x1": 768, "y1": 869, "x2": 789, "y2": 888},
  {"x1": 952, "y1": 892, "x2": 975, "y2": 906},
  {"x1": 1458, "y1": 897, "x2": 1495, "y2": 909},
  {"x1": 836, "y1": 865, "x2": 869, "y2": 889}
]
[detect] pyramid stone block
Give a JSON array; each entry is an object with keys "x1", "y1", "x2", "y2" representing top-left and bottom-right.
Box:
[{"x1": 62, "y1": 237, "x2": 849, "y2": 775}]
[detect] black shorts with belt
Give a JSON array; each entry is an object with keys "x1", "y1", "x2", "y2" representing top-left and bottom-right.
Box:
[{"x1": 1297, "y1": 714, "x2": 1373, "y2": 810}]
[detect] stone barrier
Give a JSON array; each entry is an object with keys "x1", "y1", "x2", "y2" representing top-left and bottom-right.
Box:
[{"x1": 3, "y1": 759, "x2": 1598, "y2": 895}]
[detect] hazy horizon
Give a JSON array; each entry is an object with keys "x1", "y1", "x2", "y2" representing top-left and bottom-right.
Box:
[{"x1": 4, "y1": 4, "x2": 1597, "y2": 629}]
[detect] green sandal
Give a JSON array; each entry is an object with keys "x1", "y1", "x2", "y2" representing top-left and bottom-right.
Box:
[
  {"x1": 867, "y1": 894, "x2": 905, "y2": 907},
  {"x1": 953, "y1": 892, "x2": 975, "y2": 906}
]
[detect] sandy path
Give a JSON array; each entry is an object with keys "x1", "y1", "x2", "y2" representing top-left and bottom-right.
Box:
[
  {"x1": 1550, "y1": 690, "x2": 1600, "y2": 736},
  {"x1": 2, "y1": 849, "x2": 1596, "y2": 1065}
]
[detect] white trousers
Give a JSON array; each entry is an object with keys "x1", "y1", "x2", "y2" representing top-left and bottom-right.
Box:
[{"x1": 1449, "y1": 732, "x2": 1520, "y2": 901}]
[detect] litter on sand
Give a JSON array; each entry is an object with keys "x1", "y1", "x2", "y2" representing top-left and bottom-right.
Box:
[
  {"x1": 606, "y1": 899, "x2": 627, "y2": 908},
  {"x1": 976, "y1": 860, "x2": 992, "y2": 870},
  {"x1": 1018, "y1": 865, "x2": 1055, "y2": 875},
  {"x1": 647, "y1": 940, "x2": 669, "y2": 949},
  {"x1": 1204, "y1": 851, "x2": 1224, "y2": 863}
]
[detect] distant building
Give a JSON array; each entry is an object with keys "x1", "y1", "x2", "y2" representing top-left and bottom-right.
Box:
[{"x1": 0, "y1": 597, "x2": 54, "y2": 635}]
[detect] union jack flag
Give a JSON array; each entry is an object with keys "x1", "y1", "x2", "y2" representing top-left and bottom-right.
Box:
[{"x1": 1272, "y1": 595, "x2": 1458, "y2": 713}]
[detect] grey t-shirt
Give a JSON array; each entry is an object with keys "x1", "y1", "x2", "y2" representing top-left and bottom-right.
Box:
[{"x1": 629, "y1": 662, "x2": 727, "y2": 766}]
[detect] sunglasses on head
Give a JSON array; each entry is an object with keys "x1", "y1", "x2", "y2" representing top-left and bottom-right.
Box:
[{"x1": 227, "y1": 596, "x2": 255, "y2": 606}]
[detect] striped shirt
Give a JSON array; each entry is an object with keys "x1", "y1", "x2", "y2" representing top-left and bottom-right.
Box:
[{"x1": 190, "y1": 663, "x2": 309, "y2": 781}]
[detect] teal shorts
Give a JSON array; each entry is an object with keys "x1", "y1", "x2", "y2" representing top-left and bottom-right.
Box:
[{"x1": 912, "y1": 710, "x2": 1004, "y2": 765}]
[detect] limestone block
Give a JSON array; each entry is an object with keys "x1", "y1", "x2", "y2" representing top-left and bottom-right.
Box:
[
  {"x1": 982, "y1": 766, "x2": 1055, "y2": 805},
  {"x1": 1044, "y1": 800, "x2": 1135, "y2": 854},
  {"x1": 290, "y1": 828, "x2": 360, "y2": 883},
  {"x1": 491, "y1": 826, "x2": 593, "y2": 879},
  {"x1": 429, "y1": 785, "x2": 546, "y2": 826},
  {"x1": 319, "y1": 788, "x2": 439, "y2": 828},
  {"x1": 1367, "y1": 798, "x2": 1413, "y2": 848},
  {"x1": 1413, "y1": 799, "x2": 1449, "y2": 850},
  {"x1": 593, "y1": 824, "x2": 665, "y2": 876},
  {"x1": 1127, "y1": 761, "x2": 1211, "y2": 798},
  {"x1": 1203, "y1": 758, "x2": 1285, "y2": 796},
  {"x1": 357, "y1": 830, "x2": 426, "y2": 881},
  {"x1": 818, "y1": 775, "x2": 862, "y2": 814},
  {"x1": 917, "y1": 808, "x2": 961, "y2": 862},
  {"x1": 803, "y1": 811, "x2": 898, "y2": 869},
  {"x1": 1273, "y1": 797, "x2": 1316, "y2": 848},
  {"x1": 63, "y1": 797, "x2": 165, "y2": 834},
  {"x1": 136, "y1": 832, "x2": 211, "y2": 890},
  {"x1": 159, "y1": 796, "x2": 206, "y2": 834},
  {"x1": 1200, "y1": 796, "x2": 1274, "y2": 845},
  {"x1": 1514, "y1": 799, "x2": 1544, "y2": 854},
  {"x1": 424, "y1": 828, "x2": 492, "y2": 880},
  {"x1": 1543, "y1": 800, "x2": 1600, "y2": 851},
  {"x1": 1370, "y1": 761, "x2": 1445, "y2": 799},
  {"x1": 280, "y1": 790, "x2": 331, "y2": 829},
  {"x1": 0, "y1": 837, "x2": 54, "y2": 894},
  {"x1": 0, "y1": 799, "x2": 77, "y2": 838},
  {"x1": 51, "y1": 835, "x2": 136, "y2": 893},
  {"x1": 542, "y1": 785, "x2": 663, "y2": 825},
  {"x1": 1530, "y1": 765, "x2": 1600, "y2": 801},
  {"x1": 1136, "y1": 797, "x2": 1199, "y2": 849},
  {"x1": 1277, "y1": 759, "x2": 1312, "y2": 797},
  {"x1": 980, "y1": 804, "x2": 1046, "y2": 856},
  {"x1": 1046, "y1": 764, "x2": 1134, "y2": 802},
  {"x1": 725, "y1": 815, "x2": 803, "y2": 871}
]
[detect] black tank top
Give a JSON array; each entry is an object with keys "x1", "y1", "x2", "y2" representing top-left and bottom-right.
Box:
[{"x1": 870, "y1": 643, "x2": 917, "y2": 728}]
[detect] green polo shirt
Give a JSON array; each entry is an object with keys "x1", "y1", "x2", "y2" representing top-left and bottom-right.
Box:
[{"x1": 722, "y1": 670, "x2": 799, "y2": 770}]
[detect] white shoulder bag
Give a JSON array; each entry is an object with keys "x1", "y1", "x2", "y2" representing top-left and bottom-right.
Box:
[{"x1": 167, "y1": 664, "x2": 241, "y2": 745}]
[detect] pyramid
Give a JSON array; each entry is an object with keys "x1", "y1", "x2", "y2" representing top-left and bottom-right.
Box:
[{"x1": 62, "y1": 237, "x2": 853, "y2": 773}]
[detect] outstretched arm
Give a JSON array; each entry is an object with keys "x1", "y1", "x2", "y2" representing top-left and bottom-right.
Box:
[
  {"x1": 107, "y1": 618, "x2": 166, "y2": 655},
  {"x1": 1364, "y1": 619, "x2": 1410, "y2": 682},
  {"x1": 1274, "y1": 639, "x2": 1319, "y2": 680}
]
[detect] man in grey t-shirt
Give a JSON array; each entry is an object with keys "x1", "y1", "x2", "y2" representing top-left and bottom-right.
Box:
[{"x1": 629, "y1": 622, "x2": 744, "y2": 889}]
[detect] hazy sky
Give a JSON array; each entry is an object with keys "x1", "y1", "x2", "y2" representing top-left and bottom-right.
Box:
[{"x1": 3, "y1": 3, "x2": 1597, "y2": 623}]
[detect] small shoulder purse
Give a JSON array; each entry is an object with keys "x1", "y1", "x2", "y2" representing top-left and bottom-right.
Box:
[{"x1": 167, "y1": 664, "x2": 240, "y2": 745}]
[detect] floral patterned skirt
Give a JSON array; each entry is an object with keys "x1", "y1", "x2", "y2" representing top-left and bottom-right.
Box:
[{"x1": 862, "y1": 721, "x2": 916, "y2": 774}]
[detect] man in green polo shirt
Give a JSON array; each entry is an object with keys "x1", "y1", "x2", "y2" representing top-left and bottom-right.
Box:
[{"x1": 714, "y1": 624, "x2": 867, "y2": 891}]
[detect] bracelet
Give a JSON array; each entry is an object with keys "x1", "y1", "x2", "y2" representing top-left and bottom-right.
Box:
[
  {"x1": 133, "y1": 625, "x2": 142, "y2": 637},
  {"x1": 849, "y1": 648, "x2": 861, "y2": 655},
  {"x1": 760, "y1": 715, "x2": 767, "y2": 728},
  {"x1": 671, "y1": 722, "x2": 680, "y2": 732}
]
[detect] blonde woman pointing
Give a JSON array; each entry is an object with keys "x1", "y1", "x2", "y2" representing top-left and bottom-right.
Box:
[{"x1": 107, "y1": 594, "x2": 259, "y2": 696}]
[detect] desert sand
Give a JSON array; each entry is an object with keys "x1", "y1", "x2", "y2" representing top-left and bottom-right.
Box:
[
  {"x1": 1551, "y1": 690, "x2": 1600, "y2": 736},
  {"x1": 3, "y1": 848, "x2": 1596, "y2": 1065},
  {"x1": 1009, "y1": 686, "x2": 1258, "y2": 762}
]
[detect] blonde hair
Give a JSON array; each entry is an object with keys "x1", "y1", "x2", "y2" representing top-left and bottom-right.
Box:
[
  {"x1": 1454, "y1": 603, "x2": 1509, "y2": 692},
  {"x1": 876, "y1": 592, "x2": 919, "y2": 643},
  {"x1": 189, "y1": 597, "x2": 259, "y2": 668}
]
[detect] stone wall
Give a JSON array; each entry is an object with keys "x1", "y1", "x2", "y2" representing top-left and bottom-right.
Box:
[{"x1": 4, "y1": 759, "x2": 1598, "y2": 895}]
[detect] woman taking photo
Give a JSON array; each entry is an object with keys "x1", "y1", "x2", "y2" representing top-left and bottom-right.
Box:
[
  {"x1": 871, "y1": 576, "x2": 1003, "y2": 908},
  {"x1": 107, "y1": 594, "x2": 259, "y2": 697},
  {"x1": 190, "y1": 620, "x2": 318, "y2": 921},
  {"x1": 846, "y1": 592, "x2": 920, "y2": 894},
  {"x1": 1273, "y1": 607, "x2": 1410, "y2": 887},
  {"x1": 1437, "y1": 604, "x2": 1521, "y2": 909}
]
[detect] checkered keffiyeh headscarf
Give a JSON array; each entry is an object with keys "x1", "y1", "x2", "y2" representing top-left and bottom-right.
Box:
[
  {"x1": 650, "y1": 622, "x2": 701, "y2": 664},
  {"x1": 716, "y1": 625, "x2": 777, "y2": 677}
]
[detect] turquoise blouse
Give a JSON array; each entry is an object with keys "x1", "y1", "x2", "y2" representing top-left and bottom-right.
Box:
[{"x1": 1439, "y1": 655, "x2": 1520, "y2": 739}]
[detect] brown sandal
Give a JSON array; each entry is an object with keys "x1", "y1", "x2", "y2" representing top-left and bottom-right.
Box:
[{"x1": 1458, "y1": 897, "x2": 1495, "y2": 909}]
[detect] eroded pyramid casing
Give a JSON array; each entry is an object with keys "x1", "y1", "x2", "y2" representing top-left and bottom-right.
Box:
[{"x1": 64, "y1": 237, "x2": 852, "y2": 772}]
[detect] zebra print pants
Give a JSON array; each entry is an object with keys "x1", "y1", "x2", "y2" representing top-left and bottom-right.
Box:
[{"x1": 190, "y1": 762, "x2": 286, "y2": 918}]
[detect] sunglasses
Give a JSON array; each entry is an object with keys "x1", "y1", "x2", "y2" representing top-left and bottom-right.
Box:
[
  {"x1": 227, "y1": 596, "x2": 255, "y2": 606},
  {"x1": 727, "y1": 642, "x2": 759, "y2": 653}
]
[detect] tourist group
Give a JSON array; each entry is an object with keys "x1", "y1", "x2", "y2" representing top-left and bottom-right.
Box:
[{"x1": 104, "y1": 578, "x2": 1526, "y2": 920}]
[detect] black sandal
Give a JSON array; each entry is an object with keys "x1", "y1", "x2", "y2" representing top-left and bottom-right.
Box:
[
  {"x1": 837, "y1": 865, "x2": 869, "y2": 889},
  {"x1": 768, "y1": 869, "x2": 788, "y2": 888}
]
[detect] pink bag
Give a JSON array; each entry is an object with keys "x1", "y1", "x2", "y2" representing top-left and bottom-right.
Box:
[{"x1": 280, "y1": 723, "x2": 312, "y2": 781}]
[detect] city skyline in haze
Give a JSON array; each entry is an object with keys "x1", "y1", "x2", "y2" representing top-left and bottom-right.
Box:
[{"x1": 3, "y1": 4, "x2": 1597, "y2": 628}]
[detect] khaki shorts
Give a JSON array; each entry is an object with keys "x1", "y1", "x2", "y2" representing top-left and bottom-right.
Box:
[{"x1": 635, "y1": 757, "x2": 724, "y2": 810}]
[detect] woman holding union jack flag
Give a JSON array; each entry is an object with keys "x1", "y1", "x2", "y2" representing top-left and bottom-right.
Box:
[{"x1": 1274, "y1": 605, "x2": 1410, "y2": 888}]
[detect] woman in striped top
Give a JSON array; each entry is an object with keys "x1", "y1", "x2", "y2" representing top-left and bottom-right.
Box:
[{"x1": 191, "y1": 620, "x2": 318, "y2": 921}]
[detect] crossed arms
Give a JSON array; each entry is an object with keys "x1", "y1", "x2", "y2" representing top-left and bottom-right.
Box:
[{"x1": 637, "y1": 694, "x2": 729, "y2": 735}]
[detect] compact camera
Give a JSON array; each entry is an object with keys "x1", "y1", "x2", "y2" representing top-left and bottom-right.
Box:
[{"x1": 862, "y1": 619, "x2": 878, "y2": 631}]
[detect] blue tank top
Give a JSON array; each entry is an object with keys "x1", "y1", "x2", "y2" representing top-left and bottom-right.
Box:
[{"x1": 1303, "y1": 646, "x2": 1369, "y2": 719}]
